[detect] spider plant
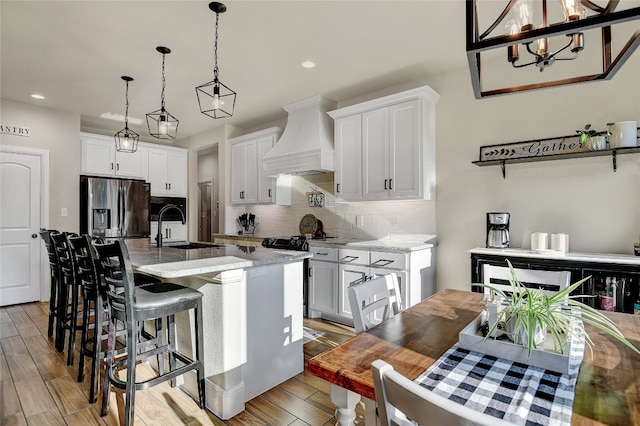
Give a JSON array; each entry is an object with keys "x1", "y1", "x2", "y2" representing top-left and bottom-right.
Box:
[{"x1": 482, "y1": 260, "x2": 640, "y2": 358}]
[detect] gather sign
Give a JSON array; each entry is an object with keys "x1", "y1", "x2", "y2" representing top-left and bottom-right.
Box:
[{"x1": 478, "y1": 134, "x2": 589, "y2": 162}]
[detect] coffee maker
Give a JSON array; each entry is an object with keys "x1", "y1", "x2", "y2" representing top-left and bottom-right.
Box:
[{"x1": 486, "y1": 212, "x2": 510, "y2": 248}]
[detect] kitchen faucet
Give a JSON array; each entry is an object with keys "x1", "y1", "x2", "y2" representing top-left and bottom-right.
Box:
[{"x1": 157, "y1": 204, "x2": 186, "y2": 248}]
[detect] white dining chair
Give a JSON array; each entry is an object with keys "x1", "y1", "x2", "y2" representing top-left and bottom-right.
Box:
[
  {"x1": 348, "y1": 273, "x2": 402, "y2": 334},
  {"x1": 372, "y1": 359, "x2": 511, "y2": 426},
  {"x1": 483, "y1": 263, "x2": 571, "y2": 298}
]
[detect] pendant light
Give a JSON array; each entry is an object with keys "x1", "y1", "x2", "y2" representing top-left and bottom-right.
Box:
[
  {"x1": 195, "y1": 2, "x2": 236, "y2": 119},
  {"x1": 115, "y1": 76, "x2": 139, "y2": 153},
  {"x1": 147, "y1": 46, "x2": 179, "y2": 139}
]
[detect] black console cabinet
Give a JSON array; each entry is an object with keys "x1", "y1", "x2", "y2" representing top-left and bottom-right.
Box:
[{"x1": 470, "y1": 250, "x2": 640, "y2": 313}]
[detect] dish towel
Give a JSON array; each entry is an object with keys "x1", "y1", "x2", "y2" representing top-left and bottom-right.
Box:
[{"x1": 415, "y1": 334, "x2": 584, "y2": 426}]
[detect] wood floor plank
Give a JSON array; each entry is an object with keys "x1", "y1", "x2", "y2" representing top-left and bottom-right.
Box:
[
  {"x1": 277, "y1": 376, "x2": 319, "y2": 400},
  {"x1": 1, "y1": 322, "x2": 20, "y2": 339},
  {"x1": 0, "y1": 349, "x2": 10, "y2": 381},
  {"x1": 8, "y1": 311, "x2": 41, "y2": 339},
  {"x1": 14, "y1": 376, "x2": 58, "y2": 417},
  {"x1": 245, "y1": 394, "x2": 296, "y2": 425},
  {"x1": 0, "y1": 309, "x2": 12, "y2": 323},
  {"x1": 260, "y1": 387, "x2": 333, "y2": 426},
  {"x1": 46, "y1": 375, "x2": 91, "y2": 416},
  {"x1": 1, "y1": 411, "x2": 28, "y2": 426},
  {"x1": 63, "y1": 406, "x2": 107, "y2": 426},
  {"x1": 1, "y1": 378, "x2": 22, "y2": 419},
  {"x1": 23, "y1": 335, "x2": 56, "y2": 356},
  {"x1": 219, "y1": 409, "x2": 268, "y2": 426},
  {"x1": 25, "y1": 410, "x2": 67, "y2": 426},
  {"x1": 5, "y1": 353, "x2": 40, "y2": 382},
  {"x1": 294, "y1": 371, "x2": 331, "y2": 394},
  {"x1": 1, "y1": 335, "x2": 30, "y2": 357}
]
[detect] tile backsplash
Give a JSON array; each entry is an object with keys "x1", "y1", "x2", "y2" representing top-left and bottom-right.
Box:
[{"x1": 228, "y1": 174, "x2": 436, "y2": 239}]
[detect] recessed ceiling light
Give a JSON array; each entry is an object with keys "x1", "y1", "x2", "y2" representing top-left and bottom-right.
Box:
[
  {"x1": 301, "y1": 60, "x2": 316, "y2": 69},
  {"x1": 100, "y1": 112, "x2": 144, "y2": 126},
  {"x1": 31, "y1": 94, "x2": 45, "y2": 100}
]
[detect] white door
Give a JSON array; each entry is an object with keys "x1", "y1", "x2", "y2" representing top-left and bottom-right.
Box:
[
  {"x1": 389, "y1": 100, "x2": 421, "y2": 199},
  {"x1": 0, "y1": 151, "x2": 42, "y2": 305},
  {"x1": 362, "y1": 107, "x2": 390, "y2": 200},
  {"x1": 334, "y1": 114, "x2": 363, "y2": 201},
  {"x1": 148, "y1": 148, "x2": 169, "y2": 195}
]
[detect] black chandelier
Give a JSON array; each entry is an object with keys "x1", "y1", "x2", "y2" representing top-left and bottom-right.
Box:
[
  {"x1": 147, "y1": 46, "x2": 179, "y2": 140},
  {"x1": 196, "y1": 2, "x2": 236, "y2": 119},
  {"x1": 115, "y1": 76, "x2": 139, "y2": 153},
  {"x1": 467, "y1": 0, "x2": 640, "y2": 98}
]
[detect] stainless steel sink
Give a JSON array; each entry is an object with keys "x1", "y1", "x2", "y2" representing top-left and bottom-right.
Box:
[{"x1": 165, "y1": 242, "x2": 225, "y2": 250}]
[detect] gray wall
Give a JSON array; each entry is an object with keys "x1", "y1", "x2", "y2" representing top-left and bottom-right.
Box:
[{"x1": 1, "y1": 99, "x2": 81, "y2": 232}]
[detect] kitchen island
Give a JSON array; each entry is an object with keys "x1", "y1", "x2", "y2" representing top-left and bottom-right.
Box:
[{"x1": 123, "y1": 239, "x2": 312, "y2": 420}]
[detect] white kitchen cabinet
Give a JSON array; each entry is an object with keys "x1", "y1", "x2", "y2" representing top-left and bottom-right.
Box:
[
  {"x1": 147, "y1": 146, "x2": 187, "y2": 197},
  {"x1": 334, "y1": 114, "x2": 363, "y2": 202},
  {"x1": 229, "y1": 127, "x2": 291, "y2": 206},
  {"x1": 308, "y1": 246, "x2": 339, "y2": 317},
  {"x1": 150, "y1": 220, "x2": 187, "y2": 244},
  {"x1": 230, "y1": 140, "x2": 258, "y2": 205},
  {"x1": 328, "y1": 85, "x2": 439, "y2": 201},
  {"x1": 307, "y1": 243, "x2": 435, "y2": 326},
  {"x1": 81, "y1": 132, "x2": 148, "y2": 179}
]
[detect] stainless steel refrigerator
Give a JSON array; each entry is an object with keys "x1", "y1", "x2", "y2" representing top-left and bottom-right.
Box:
[{"x1": 80, "y1": 175, "x2": 150, "y2": 238}]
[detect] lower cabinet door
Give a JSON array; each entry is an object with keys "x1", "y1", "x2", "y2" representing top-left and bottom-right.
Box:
[
  {"x1": 339, "y1": 264, "x2": 370, "y2": 319},
  {"x1": 309, "y1": 260, "x2": 339, "y2": 315}
]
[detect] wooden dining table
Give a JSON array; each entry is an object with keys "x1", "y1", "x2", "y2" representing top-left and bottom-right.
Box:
[{"x1": 308, "y1": 289, "x2": 640, "y2": 426}]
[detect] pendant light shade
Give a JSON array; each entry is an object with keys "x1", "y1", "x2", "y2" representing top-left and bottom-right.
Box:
[
  {"x1": 147, "y1": 46, "x2": 179, "y2": 139},
  {"x1": 115, "y1": 76, "x2": 139, "y2": 153},
  {"x1": 196, "y1": 2, "x2": 236, "y2": 119}
]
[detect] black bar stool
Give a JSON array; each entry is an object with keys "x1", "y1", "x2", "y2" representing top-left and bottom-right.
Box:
[
  {"x1": 94, "y1": 240, "x2": 205, "y2": 426},
  {"x1": 50, "y1": 232, "x2": 83, "y2": 364},
  {"x1": 39, "y1": 229, "x2": 62, "y2": 344}
]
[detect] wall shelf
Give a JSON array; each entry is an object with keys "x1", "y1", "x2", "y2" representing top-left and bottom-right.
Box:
[{"x1": 473, "y1": 144, "x2": 640, "y2": 179}]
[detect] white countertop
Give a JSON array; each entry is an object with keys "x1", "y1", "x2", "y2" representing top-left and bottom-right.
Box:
[
  {"x1": 468, "y1": 247, "x2": 640, "y2": 266},
  {"x1": 126, "y1": 239, "x2": 311, "y2": 278},
  {"x1": 309, "y1": 234, "x2": 437, "y2": 253}
]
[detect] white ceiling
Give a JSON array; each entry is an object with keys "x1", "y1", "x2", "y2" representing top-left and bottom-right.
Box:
[{"x1": 1, "y1": 0, "x2": 470, "y2": 140}]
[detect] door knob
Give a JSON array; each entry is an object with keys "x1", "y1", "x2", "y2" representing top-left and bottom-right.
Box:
[{"x1": 32, "y1": 233, "x2": 38, "y2": 238}]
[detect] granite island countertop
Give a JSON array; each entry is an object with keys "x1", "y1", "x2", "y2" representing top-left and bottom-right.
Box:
[{"x1": 125, "y1": 238, "x2": 311, "y2": 279}]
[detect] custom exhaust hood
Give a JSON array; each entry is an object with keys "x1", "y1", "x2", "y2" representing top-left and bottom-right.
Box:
[{"x1": 262, "y1": 95, "x2": 337, "y2": 176}]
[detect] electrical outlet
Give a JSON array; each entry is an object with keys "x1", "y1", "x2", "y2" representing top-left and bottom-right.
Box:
[
  {"x1": 61, "y1": 207, "x2": 68, "y2": 217},
  {"x1": 356, "y1": 215, "x2": 364, "y2": 227}
]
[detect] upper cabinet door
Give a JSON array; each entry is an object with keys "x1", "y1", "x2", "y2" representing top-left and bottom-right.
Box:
[
  {"x1": 82, "y1": 136, "x2": 116, "y2": 176},
  {"x1": 230, "y1": 142, "x2": 246, "y2": 205},
  {"x1": 334, "y1": 114, "x2": 363, "y2": 202},
  {"x1": 257, "y1": 136, "x2": 275, "y2": 204},
  {"x1": 362, "y1": 107, "x2": 390, "y2": 200},
  {"x1": 81, "y1": 133, "x2": 146, "y2": 179},
  {"x1": 242, "y1": 142, "x2": 258, "y2": 204},
  {"x1": 389, "y1": 99, "x2": 421, "y2": 199},
  {"x1": 148, "y1": 146, "x2": 187, "y2": 197}
]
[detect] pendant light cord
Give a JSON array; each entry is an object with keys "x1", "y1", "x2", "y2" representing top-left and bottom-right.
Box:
[
  {"x1": 213, "y1": 11, "x2": 220, "y2": 82},
  {"x1": 161, "y1": 52, "x2": 166, "y2": 110},
  {"x1": 124, "y1": 80, "x2": 130, "y2": 130}
]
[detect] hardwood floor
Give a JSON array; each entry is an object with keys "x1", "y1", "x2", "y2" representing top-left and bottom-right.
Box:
[{"x1": 0, "y1": 302, "x2": 364, "y2": 426}]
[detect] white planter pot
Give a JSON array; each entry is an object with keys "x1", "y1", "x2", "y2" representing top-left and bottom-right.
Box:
[
  {"x1": 506, "y1": 317, "x2": 546, "y2": 347},
  {"x1": 609, "y1": 121, "x2": 638, "y2": 148}
]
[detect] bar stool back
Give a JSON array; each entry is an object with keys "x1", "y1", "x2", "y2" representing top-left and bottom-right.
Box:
[
  {"x1": 50, "y1": 232, "x2": 82, "y2": 365},
  {"x1": 39, "y1": 229, "x2": 62, "y2": 344},
  {"x1": 94, "y1": 239, "x2": 205, "y2": 426}
]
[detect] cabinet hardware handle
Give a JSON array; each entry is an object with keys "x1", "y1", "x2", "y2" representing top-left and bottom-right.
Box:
[
  {"x1": 165, "y1": 183, "x2": 168, "y2": 190},
  {"x1": 168, "y1": 183, "x2": 171, "y2": 190},
  {"x1": 372, "y1": 259, "x2": 394, "y2": 267},
  {"x1": 268, "y1": 189, "x2": 272, "y2": 198},
  {"x1": 116, "y1": 163, "x2": 120, "y2": 171},
  {"x1": 111, "y1": 163, "x2": 114, "y2": 170},
  {"x1": 308, "y1": 268, "x2": 313, "y2": 278},
  {"x1": 384, "y1": 179, "x2": 388, "y2": 190},
  {"x1": 336, "y1": 183, "x2": 340, "y2": 193},
  {"x1": 169, "y1": 228, "x2": 171, "y2": 238},
  {"x1": 340, "y1": 255, "x2": 358, "y2": 263},
  {"x1": 389, "y1": 179, "x2": 393, "y2": 190},
  {"x1": 316, "y1": 252, "x2": 328, "y2": 256}
]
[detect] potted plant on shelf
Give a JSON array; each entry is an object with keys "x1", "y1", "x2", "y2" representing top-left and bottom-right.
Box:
[
  {"x1": 576, "y1": 123, "x2": 611, "y2": 151},
  {"x1": 482, "y1": 260, "x2": 640, "y2": 358}
]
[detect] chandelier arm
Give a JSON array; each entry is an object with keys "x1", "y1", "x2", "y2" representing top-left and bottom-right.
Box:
[
  {"x1": 524, "y1": 42, "x2": 542, "y2": 60},
  {"x1": 549, "y1": 35, "x2": 576, "y2": 58},
  {"x1": 479, "y1": 0, "x2": 518, "y2": 41},
  {"x1": 512, "y1": 59, "x2": 541, "y2": 68}
]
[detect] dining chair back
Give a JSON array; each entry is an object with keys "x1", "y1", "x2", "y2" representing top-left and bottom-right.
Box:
[
  {"x1": 372, "y1": 359, "x2": 511, "y2": 426},
  {"x1": 483, "y1": 264, "x2": 571, "y2": 298},
  {"x1": 348, "y1": 273, "x2": 402, "y2": 334},
  {"x1": 93, "y1": 239, "x2": 205, "y2": 426}
]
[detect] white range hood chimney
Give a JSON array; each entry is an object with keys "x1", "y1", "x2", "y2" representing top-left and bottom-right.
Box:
[{"x1": 262, "y1": 95, "x2": 337, "y2": 176}]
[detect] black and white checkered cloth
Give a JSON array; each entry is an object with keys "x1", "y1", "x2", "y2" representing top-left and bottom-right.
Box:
[{"x1": 415, "y1": 334, "x2": 584, "y2": 426}]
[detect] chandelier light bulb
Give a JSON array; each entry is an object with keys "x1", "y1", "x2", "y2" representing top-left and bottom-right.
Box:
[
  {"x1": 123, "y1": 134, "x2": 131, "y2": 149},
  {"x1": 158, "y1": 115, "x2": 169, "y2": 135},
  {"x1": 561, "y1": 0, "x2": 586, "y2": 21},
  {"x1": 212, "y1": 85, "x2": 224, "y2": 110},
  {"x1": 516, "y1": 0, "x2": 534, "y2": 31}
]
